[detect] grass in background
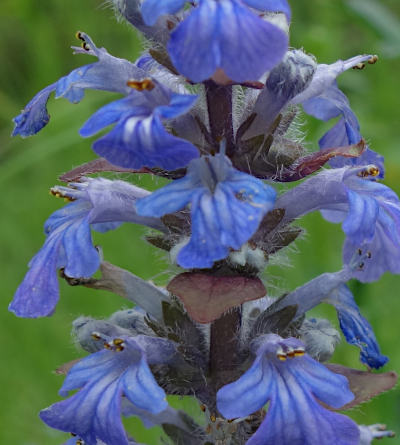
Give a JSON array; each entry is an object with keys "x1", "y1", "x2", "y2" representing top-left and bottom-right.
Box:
[{"x1": 1, "y1": 0, "x2": 400, "y2": 443}]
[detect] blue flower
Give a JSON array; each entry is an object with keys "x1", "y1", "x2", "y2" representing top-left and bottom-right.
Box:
[
  {"x1": 13, "y1": 33, "x2": 145, "y2": 137},
  {"x1": 9, "y1": 178, "x2": 164, "y2": 318},
  {"x1": 272, "y1": 258, "x2": 388, "y2": 368},
  {"x1": 291, "y1": 54, "x2": 384, "y2": 175},
  {"x1": 136, "y1": 153, "x2": 276, "y2": 268},
  {"x1": 141, "y1": 0, "x2": 289, "y2": 82},
  {"x1": 217, "y1": 334, "x2": 359, "y2": 445},
  {"x1": 276, "y1": 165, "x2": 400, "y2": 282},
  {"x1": 40, "y1": 335, "x2": 175, "y2": 445},
  {"x1": 80, "y1": 86, "x2": 199, "y2": 170},
  {"x1": 326, "y1": 284, "x2": 388, "y2": 368}
]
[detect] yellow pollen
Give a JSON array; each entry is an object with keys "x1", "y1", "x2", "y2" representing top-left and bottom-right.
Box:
[
  {"x1": 368, "y1": 55, "x2": 379, "y2": 64},
  {"x1": 358, "y1": 166, "x2": 380, "y2": 178},
  {"x1": 210, "y1": 414, "x2": 216, "y2": 423},
  {"x1": 286, "y1": 351, "x2": 295, "y2": 358},
  {"x1": 91, "y1": 333, "x2": 101, "y2": 340},
  {"x1": 294, "y1": 350, "x2": 305, "y2": 357},
  {"x1": 127, "y1": 78, "x2": 155, "y2": 91},
  {"x1": 104, "y1": 343, "x2": 112, "y2": 350},
  {"x1": 113, "y1": 338, "x2": 124, "y2": 346},
  {"x1": 277, "y1": 354, "x2": 287, "y2": 361},
  {"x1": 75, "y1": 31, "x2": 85, "y2": 41},
  {"x1": 116, "y1": 346, "x2": 125, "y2": 352},
  {"x1": 352, "y1": 62, "x2": 365, "y2": 70}
]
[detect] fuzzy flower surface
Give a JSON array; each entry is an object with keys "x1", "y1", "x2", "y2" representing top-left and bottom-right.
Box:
[
  {"x1": 136, "y1": 153, "x2": 276, "y2": 268},
  {"x1": 9, "y1": 178, "x2": 162, "y2": 318},
  {"x1": 40, "y1": 335, "x2": 175, "y2": 445},
  {"x1": 217, "y1": 334, "x2": 359, "y2": 445}
]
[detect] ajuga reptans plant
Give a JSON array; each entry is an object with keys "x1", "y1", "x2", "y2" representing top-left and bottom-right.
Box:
[{"x1": 11, "y1": 1, "x2": 399, "y2": 444}]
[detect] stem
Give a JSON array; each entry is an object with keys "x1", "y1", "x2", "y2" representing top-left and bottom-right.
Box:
[
  {"x1": 205, "y1": 80, "x2": 235, "y2": 156},
  {"x1": 209, "y1": 306, "x2": 242, "y2": 394}
]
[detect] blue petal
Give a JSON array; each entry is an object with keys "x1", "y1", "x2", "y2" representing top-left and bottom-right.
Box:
[
  {"x1": 9, "y1": 235, "x2": 61, "y2": 318},
  {"x1": 121, "y1": 357, "x2": 167, "y2": 413},
  {"x1": 92, "y1": 114, "x2": 199, "y2": 170},
  {"x1": 136, "y1": 175, "x2": 199, "y2": 217},
  {"x1": 248, "y1": 376, "x2": 359, "y2": 445},
  {"x1": 12, "y1": 83, "x2": 56, "y2": 137},
  {"x1": 41, "y1": 337, "x2": 169, "y2": 445},
  {"x1": 168, "y1": 0, "x2": 288, "y2": 82},
  {"x1": 217, "y1": 336, "x2": 359, "y2": 445},
  {"x1": 342, "y1": 190, "x2": 379, "y2": 244},
  {"x1": 62, "y1": 216, "x2": 100, "y2": 278},
  {"x1": 178, "y1": 182, "x2": 273, "y2": 268},
  {"x1": 141, "y1": 0, "x2": 186, "y2": 26},
  {"x1": 243, "y1": 0, "x2": 291, "y2": 20},
  {"x1": 13, "y1": 32, "x2": 144, "y2": 137},
  {"x1": 40, "y1": 376, "x2": 128, "y2": 445},
  {"x1": 326, "y1": 285, "x2": 388, "y2": 368},
  {"x1": 217, "y1": 355, "x2": 272, "y2": 418},
  {"x1": 156, "y1": 93, "x2": 198, "y2": 119},
  {"x1": 80, "y1": 96, "x2": 150, "y2": 137}
]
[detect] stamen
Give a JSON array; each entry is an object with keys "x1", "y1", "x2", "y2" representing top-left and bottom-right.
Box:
[
  {"x1": 49, "y1": 187, "x2": 76, "y2": 202},
  {"x1": 210, "y1": 414, "x2": 216, "y2": 423},
  {"x1": 200, "y1": 404, "x2": 206, "y2": 412},
  {"x1": 358, "y1": 165, "x2": 380, "y2": 178},
  {"x1": 368, "y1": 55, "x2": 379, "y2": 64},
  {"x1": 294, "y1": 348, "x2": 305, "y2": 357},
  {"x1": 75, "y1": 31, "x2": 85, "y2": 42},
  {"x1": 277, "y1": 353, "x2": 287, "y2": 361},
  {"x1": 352, "y1": 63, "x2": 365, "y2": 70},
  {"x1": 126, "y1": 79, "x2": 155, "y2": 91},
  {"x1": 286, "y1": 347, "x2": 295, "y2": 358},
  {"x1": 91, "y1": 332, "x2": 101, "y2": 341}
]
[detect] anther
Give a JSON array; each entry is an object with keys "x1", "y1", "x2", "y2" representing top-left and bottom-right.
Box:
[
  {"x1": 353, "y1": 62, "x2": 365, "y2": 70},
  {"x1": 294, "y1": 348, "x2": 305, "y2": 357},
  {"x1": 357, "y1": 248, "x2": 362, "y2": 256},
  {"x1": 367, "y1": 251, "x2": 372, "y2": 259},
  {"x1": 75, "y1": 31, "x2": 85, "y2": 41},
  {"x1": 368, "y1": 55, "x2": 379, "y2": 64},
  {"x1": 91, "y1": 333, "x2": 101, "y2": 341},
  {"x1": 210, "y1": 414, "x2": 216, "y2": 423},
  {"x1": 277, "y1": 353, "x2": 287, "y2": 361},
  {"x1": 113, "y1": 338, "x2": 124, "y2": 346},
  {"x1": 116, "y1": 345, "x2": 125, "y2": 352},
  {"x1": 286, "y1": 348, "x2": 295, "y2": 358},
  {"x1": 126, "y1": 79, "x2": 155, "y2": 91},
  {"x1": 359, "y1": 262, "x2": 365, "y2": 270},
  {"x1": 200, "y1": 404, "x2": 206, "y2": 412},
  {"x1": 104, "y1": 342, "x2": 112, "y2": 350},
  {"x1": 81, "y1": 42, "x2": 91, "y2": 51},
  {"x1": 358, "y1": 165, "x2": 380, "y2": 178}
]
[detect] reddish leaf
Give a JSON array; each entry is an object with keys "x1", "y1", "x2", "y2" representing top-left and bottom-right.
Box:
[
  {"x1": 59, "y1": 158, "x2": 150, "y2": 182},
  {"x1": 167, "y1": 273, "x2": 266, "y2": 323},
  {"x1": 55, "y1": 358, "x2": 81, "y2": 375},
  {"x1": 326, "y1": 363, "x2": 398, "y2": 410},
  {"x1": 278, "y1": 139, "x2": 366, "y2": 182}
]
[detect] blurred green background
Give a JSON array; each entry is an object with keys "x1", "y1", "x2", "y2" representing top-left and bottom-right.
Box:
[{"x1": 1, "y1": 0, "x2": 400, "y2": 443}]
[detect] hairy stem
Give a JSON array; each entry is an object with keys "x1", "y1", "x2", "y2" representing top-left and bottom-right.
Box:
[
  {"x1": 205, "y1": 80, "x2": 235, "y2": 156},
  {"x1": 209, "y1": 307, "x2": 242, "y2": 398}
]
